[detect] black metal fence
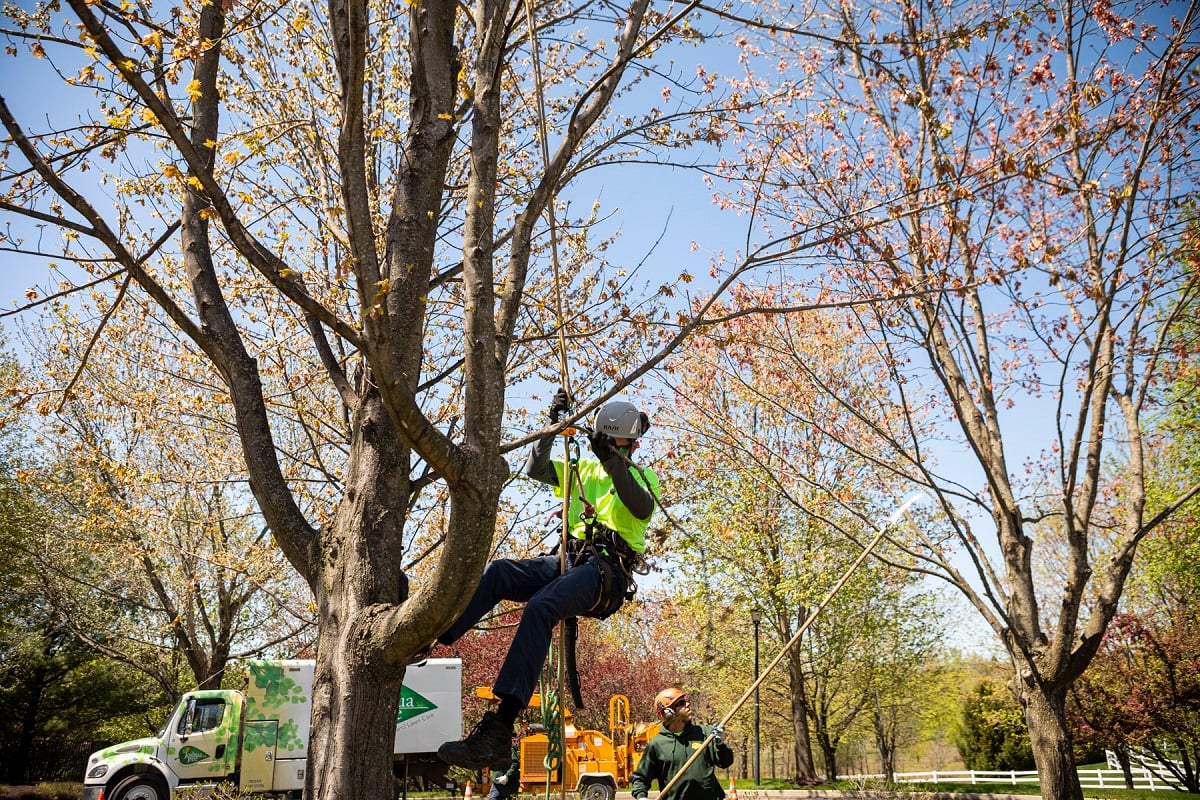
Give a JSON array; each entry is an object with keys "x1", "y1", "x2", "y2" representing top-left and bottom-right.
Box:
[{"x1": 0, "y1": 738, "x2": 111, "y2": 785}]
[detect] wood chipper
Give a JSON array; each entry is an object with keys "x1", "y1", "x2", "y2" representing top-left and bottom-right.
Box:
[{"x1": 476, "y1": 689, "x2": 659, "y2": 800}]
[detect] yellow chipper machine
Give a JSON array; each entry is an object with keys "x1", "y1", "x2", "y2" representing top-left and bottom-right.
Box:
[{"x1": 476, "y1": 689, "x2": 660, "y2": 800}]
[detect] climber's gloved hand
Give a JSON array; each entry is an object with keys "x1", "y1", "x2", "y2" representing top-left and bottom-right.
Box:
[
  {"x1": 549, "y1": 387, "x2": 572, "y2": 423},
  {"x1": 589, "y1": 430, "x2": 616, "y2": 461},
  {"x1": 710, "y1": 724, "x2": 725, "y2": 744},
  {"x1": 494, "y1": 775, "x2": 509, "y2": 786}
]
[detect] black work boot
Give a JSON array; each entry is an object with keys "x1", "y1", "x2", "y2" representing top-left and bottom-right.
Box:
[{"x1": 437, "y1": 711, "x2": 512, "y2": 770}]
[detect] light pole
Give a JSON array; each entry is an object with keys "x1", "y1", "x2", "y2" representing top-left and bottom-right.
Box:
[{"x1": 751, "y1": 606, "x2": 762, "y2": 786}]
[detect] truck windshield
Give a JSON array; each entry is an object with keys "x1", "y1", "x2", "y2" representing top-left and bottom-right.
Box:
[{"x1": 156, "y1": 700, "x2": 185, "y2": 739}]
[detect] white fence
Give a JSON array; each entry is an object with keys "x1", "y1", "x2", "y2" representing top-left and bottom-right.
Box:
[{"x1": 838, "y1": 765, "x2": 1181, "y2": 791}]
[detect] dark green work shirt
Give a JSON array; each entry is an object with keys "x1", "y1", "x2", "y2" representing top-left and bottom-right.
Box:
[{"x1": 631, "y1": 722, "x2": 734, "y2": 800}]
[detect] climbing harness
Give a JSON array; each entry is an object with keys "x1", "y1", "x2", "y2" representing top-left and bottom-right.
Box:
[{"x1": 556, "y1": 432, "x2": 645, "y2": 708}]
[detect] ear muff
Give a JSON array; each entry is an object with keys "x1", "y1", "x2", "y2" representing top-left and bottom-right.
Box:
[
  {"x1": 638, "y1": 412, "x2": 650, "y2": 436},
  {"x1": 654, "y1": 689, "x2": 686, "y2": 719}
]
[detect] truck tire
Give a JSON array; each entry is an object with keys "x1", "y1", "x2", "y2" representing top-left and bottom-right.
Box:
[
  {"x1": 579, "y1": 781, "x2": 616, "y2": 800},
  {"x1": 109, "y1": 774, "x2": 169, "y2": 800}
]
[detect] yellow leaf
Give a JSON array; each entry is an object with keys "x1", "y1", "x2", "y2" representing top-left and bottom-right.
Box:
[
  {"x1": 186, "y1": 79, "x2": 202, "y2": 101},
  {"x1": 437, "y1": 112, "x2": 454, "y2": 120},
  {"x1": 162, "y1": 164, "x2": 182, "y2": 179},
  {"x1": 187, "y1": 175, "x2": 203, "y2": 189}
]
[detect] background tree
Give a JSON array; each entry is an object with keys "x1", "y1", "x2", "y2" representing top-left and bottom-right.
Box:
[
  {"x1": 709, "y1": 1, "x2": 1200, "y2": 797},
  {"x1": 0, "y1": 351, "x2": 166, "y2": 783},
  {"x1": 1069, "y1": 611, "x2": 1200, "y2": 792},
  {"x1": 0, "y1": 1, "x2": 751, "y2": 796},
  {"x1": 1069, "y1": 226, "x2": 1200, "y2": 791},
  {"x1": 655, "y1": 294, "x2": 945, "y2": 783},
  {"x1": 0, "y1": 310, "x2": 314, "y2": 700}
]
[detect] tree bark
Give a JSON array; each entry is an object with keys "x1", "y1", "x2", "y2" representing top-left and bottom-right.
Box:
[
  {"x1": 786, "y1": 649, "x2": 818, "y2": 784},
  {"x1": 872, "y1": 697, "x2": 895, "y2": 782},
  {"x1": 1018, "y1": 681, "x2": 1084, "y2": 800}
]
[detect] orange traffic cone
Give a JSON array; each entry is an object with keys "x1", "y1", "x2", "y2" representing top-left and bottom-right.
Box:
[
  {"x1": 464, "y1": 782, "x2": 473, "y2": 800},
  {"x1": 729, "y1": 777, "x2": 739, "y2": 800}
]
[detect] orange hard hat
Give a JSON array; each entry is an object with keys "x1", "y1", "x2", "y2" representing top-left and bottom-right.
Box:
[{"x1": 653, "y1": 687, "x2": 688, "y2": 719}]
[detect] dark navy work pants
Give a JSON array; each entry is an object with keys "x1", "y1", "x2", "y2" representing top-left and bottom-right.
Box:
[{"x1": 438, "y1": 554, "x2": 602, "y2": 706}]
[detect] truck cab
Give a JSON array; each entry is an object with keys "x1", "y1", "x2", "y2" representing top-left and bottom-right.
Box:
[{"x1": 82, "y1": 687, "x2": 246, "y2": 800}]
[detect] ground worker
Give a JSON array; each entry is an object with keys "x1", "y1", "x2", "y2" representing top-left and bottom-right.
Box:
[
  {"x1": 487, "y1": 731, "x2": 521, "y2": 800},
  {"x1": 434, "y1": 390, "x2": 662, "y2": 770},
  {"x1": 631, "y1": 688, "x2": 734, "y2": 800}
]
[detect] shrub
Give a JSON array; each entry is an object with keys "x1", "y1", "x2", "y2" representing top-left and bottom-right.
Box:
[{"x1": 953, "y1": 679, "x2": 1035, "y2": 771}]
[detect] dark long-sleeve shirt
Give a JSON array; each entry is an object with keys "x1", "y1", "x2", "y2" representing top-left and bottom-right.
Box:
[{"x1": 631, "y1": 721, "x2": 734, "y2": 800}]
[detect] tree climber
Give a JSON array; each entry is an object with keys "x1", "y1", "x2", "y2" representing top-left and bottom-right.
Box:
[{"x1": 433, "y1": 390, "x2": 661, "y2": 770}]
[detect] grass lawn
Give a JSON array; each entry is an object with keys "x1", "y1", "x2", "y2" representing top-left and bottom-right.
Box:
[{"x1": 831, "y1": 780, "x2": 1172, "y2": 800}]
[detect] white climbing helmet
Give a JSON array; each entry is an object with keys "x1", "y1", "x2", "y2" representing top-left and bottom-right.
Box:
[{"x1": 593, "y1": 399, "x2": 650, "y2": 439}]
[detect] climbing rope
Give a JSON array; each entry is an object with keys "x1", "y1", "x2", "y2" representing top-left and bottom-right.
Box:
[
  {"x1": 520, "y1": 5, "x2": 574, "y2": 800},
  {"x1": 538, "y1": 665, "x2": 564, "y2": 776},
  {"x1": 537, "y1": 650, "x2": 565, "y2": 800}
]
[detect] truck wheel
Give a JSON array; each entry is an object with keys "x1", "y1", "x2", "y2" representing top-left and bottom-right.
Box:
[
  {"x1": 109, "y1": 775, "x2": 169, "y2": 800},
  {"x1": 579, "y1": 782, "x2": 615, "y2": 800}
]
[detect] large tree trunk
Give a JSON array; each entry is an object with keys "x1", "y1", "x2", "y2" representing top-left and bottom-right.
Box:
[
  {"x1": 786, "y1": 650, "x2": 818, "y2": 784},
  {"x1": 1019, "y1": 682, "x2": 1083, "y2": 800},
  {"x1": 305, "y1": 390, "x2": 427, "y2": 800}
]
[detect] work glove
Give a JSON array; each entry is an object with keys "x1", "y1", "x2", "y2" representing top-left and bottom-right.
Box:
[
  {"x1": 548, "y1": 387, "x2": 571, "y2": 423},
  {"x1": 494, "y1": 776, "x2": 508, "y2": 786},
  {"x1": 588, "y1": 430, "x2": 616, "y2": 461},
  {"x1": 710, "y1": 724, "x2": 725, "y2": 744}
]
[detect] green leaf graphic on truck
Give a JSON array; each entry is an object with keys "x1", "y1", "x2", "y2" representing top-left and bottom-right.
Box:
[{"x1": 243, "y1": 662, "x2": 307, "y2": 753}]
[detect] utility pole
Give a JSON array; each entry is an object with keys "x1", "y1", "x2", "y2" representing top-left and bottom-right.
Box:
[{"x1": 751, "y1": 606, "x2": 762, "y2": 786}]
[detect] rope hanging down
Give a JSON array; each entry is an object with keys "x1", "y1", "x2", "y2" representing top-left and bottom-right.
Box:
[
  {"x1": 520, "y1": 5, "x2": 706, "y2": 800},
  {"x1": 521, "y1": 6, "x2": 575, "y2": 800},
  {"x1": 654, "y1": 494, "x2": 926, "y2": 800}
]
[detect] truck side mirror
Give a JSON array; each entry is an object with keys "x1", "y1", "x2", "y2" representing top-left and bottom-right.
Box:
[{"x1": 181, "y1": 698, "x2": 196, "y2": 739}]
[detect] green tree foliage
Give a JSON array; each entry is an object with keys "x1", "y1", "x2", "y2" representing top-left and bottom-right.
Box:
[
  {"x1": 0, "y1": 378, "x2": 168, "y2": 782},
  {"x1": 954, "y1": 680, "x2": 1034, "y2": 772}
]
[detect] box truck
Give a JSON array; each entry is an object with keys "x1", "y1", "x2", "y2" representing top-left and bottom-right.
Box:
[{"x1": 82, "y1": 658, "x2": 462, "y2": 800}]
